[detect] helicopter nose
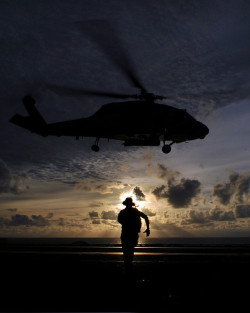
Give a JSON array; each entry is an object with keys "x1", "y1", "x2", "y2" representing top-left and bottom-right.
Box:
[{"x1": 198, "y1": 122, "x2": 209, "y2": 139}]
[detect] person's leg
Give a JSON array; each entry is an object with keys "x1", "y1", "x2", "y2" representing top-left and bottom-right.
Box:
[
  {"x1": 121, "y1": 242, "x2": 133, "y2": 273},
  {"x1": 126, "y1": 244, "x2": 134, "y2": 263},
  {"x1": 121, "y1": 233, "x2": 138, "y2": 272}
]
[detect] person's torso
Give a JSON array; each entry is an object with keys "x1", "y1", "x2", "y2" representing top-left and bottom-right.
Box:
[{"x1": 120, "y1": 208, "x2": 142, "y2": 233}]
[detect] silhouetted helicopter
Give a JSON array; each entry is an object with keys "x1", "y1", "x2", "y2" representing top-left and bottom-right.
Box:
[{"x1": 10, "y1": 20, "x2": 209, "y2": 154}]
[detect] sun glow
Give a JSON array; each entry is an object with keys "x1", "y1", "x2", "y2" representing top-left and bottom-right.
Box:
[{"x1": 119, "y1": 190, "x2": 147, "y2": 211}]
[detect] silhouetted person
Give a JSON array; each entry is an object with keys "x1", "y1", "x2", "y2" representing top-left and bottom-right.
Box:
[{"x1": 118, "y1": 197, "x2": 150, "y2": 272}]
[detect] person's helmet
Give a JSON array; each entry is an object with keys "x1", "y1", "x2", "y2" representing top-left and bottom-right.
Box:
[{"x1": 122, "y1": 197, "x2": 135, "y2": 207}]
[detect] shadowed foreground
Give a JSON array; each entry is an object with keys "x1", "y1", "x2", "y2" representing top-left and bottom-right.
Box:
[{"x1": 1, "y1": 243, "x2": 250, "y2": 312}]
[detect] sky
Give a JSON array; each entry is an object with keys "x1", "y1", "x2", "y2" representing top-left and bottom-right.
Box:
[{"x1": 1, "y1": 0, "x2": 250, "y2": 238}]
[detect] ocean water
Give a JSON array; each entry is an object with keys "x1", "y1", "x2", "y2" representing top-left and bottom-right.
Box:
[{"x1": 1, "y1": 236, "x2": 250, "y2": 246}]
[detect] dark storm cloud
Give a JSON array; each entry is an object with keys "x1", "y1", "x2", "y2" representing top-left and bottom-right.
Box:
[
  {"x1": 212, "y1": 172, "x2": 250, "y2": 205},
  {"x1": 152, "y1": 185, "x2": 167, "y2": 199},
  {"x1": 235, "y1": 205, "x2": 250, "y2": 218},
  {"x1": 133, "y1": 186, "x2": 145, "y2": 201},
  {"x1": 233, "y1": 173, "x2": 250, "y2": 203},
  {"x1": 0, "y1": 214, "x2": 50, "y2": 227},
  {"x1": 0, "y1": 159, "x2": 29, "y2": 194},
  {"x1": 212, "y1": 183, "x2": 232, "y2": 205},
  {"x1": 152, "y1": 178, "x2": 201, "y2": 208},
  {"x1": 168, "y1": 179, "x2": 201, "y2": 208}
]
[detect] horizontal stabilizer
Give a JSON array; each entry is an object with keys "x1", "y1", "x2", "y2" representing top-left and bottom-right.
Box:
[{"x1": 10, "y1": 114, "x2": 31, "y2": 129}]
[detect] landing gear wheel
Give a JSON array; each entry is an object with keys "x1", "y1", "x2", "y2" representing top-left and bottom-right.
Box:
[
  {"x1": 91, "y1": 144, "x2": 100, "y2": 152},
  {"x1": 162, "y1": 144, "x2": 171, "y2": 154}
]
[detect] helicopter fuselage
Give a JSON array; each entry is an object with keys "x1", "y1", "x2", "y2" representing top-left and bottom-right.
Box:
[
  {"x1": 10, "y1": 96, "x2": 209, "y2": 153},
  {"x1": 48, "y1": 101, "x2": 209, "y2": 143}
]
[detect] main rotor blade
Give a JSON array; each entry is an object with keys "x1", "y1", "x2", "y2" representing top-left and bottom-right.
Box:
[
  {"x1": 77, "y1": 20, "x2": 147, "y2": 93},
  {"x1": 48, "y1": 84, "x2": 136, "y2": 99}
]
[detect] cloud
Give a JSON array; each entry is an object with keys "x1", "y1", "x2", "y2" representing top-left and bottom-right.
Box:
[
  {"x1": 184, "y1": 210, "x2": 209, "y2": 225},
  {"x1": 88, "y1": 210, "x2": 118, "y2": 226},
  {"x1": 24, "y1": 152, "x2": 131, "y2": 188},
  {"x1": 141, "y1": 150, "x2": 155, "y2": 163},
  {"x1": 143, "y1": 159, "x2": 181, "y2": 184},
  {"x1": 75, "y1": 178, "x2": 125, "y2": 194},
  {"x1": 152, "y1": 178, "x2": 201, "y2": 208},
  {"x1": 235, "y1": 205, "x2": 250, "y2": 218},
  {"x1": 101, "y1": 220, "x2": 119, "y2": 228},
  {"x1": 233, "y1": 173, "x2": 250, "y2": 203},
  {"x1": 58, "y1": 218, "x2": 65, "y2": 226},
  {"x1": 8, "y1": 214, "x2": 33, "y2": 226},
  {"x1": 89, "y1": 202, "x2": 103, "y2": 208},
  {"x1": 150, "y1": 221, "x2": 191, "y2": 237},
  {"x1": 0, "y1": 159, "x2": 29, "y2": 195},
  {"x1": 0, "y1": 159, "x2": 11, "y2": 193},
  {"x1": 156, "y1": 164, "x2": 180, "y2": 183},
  {"x1": 30, "y1": 214, "x2": 51, "y2": 226},
  {"x1": 75, "y1": 179, "x2": 110, "y2": 193},
  {"x1": 212, "y1": 183, "x2": 232, "y2": 205},
  {"x1": 7, "y1": 208, "x2": 18, "y2": 212},
  {"x1": 209, "y1": 207, "x2": 235, "y2": 221},
  {"x1": 101, "y1": 210, "x2": 117, "y2": 220},
  {"x1": 0, "y1": 216, "x2": 10, "y2": 226},
  {"x1": 89, "y1": 211, "x2": 99, "y2": 218},
  {"x1": 167, "y1": 179, "x2": 201, "y2": 208},
  {"x1": 183, "y1": 207, "x2": 235, "y2": 225},
  {"x1": 133, "y1": 186, "x2": 145, "y2": 201},
  {"x1": 0, "y1": 214, "x2": 51, "y2": 227},
  {"x1": 212, "y1": 172, "x2": 250, "y2": 205},
  {"x1": 152, "y1": 185, "x2": 167, "y2": 198},
  {"x1": 88, "y1": 209, "x2": 118, "y2": 227},
  {"x1": 142, "y1": 208, "x2": 156, "y2": 217},
  {"x1": 92, "y1": 219, "x2": 101, "y2": 224}
]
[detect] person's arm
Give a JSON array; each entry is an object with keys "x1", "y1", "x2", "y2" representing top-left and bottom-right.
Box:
[
  {"x1": 139, "y1": 211, "x2": 150, "y2": 236},
  {"x1": 117, "y1": 211, "x2": 123, "y2": 224}
]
